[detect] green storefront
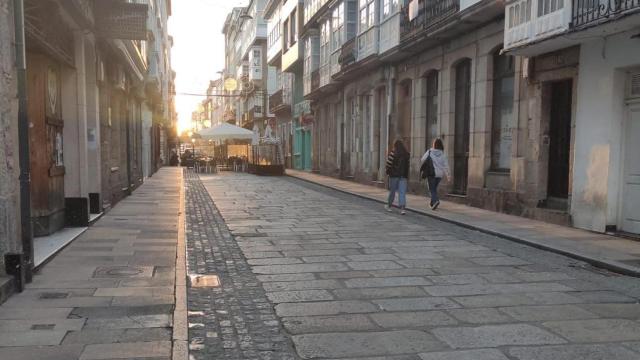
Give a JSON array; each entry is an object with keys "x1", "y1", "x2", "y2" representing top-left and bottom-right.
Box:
[{"x1": 293, "y1": 100, "x2": 313, "y2": 171}]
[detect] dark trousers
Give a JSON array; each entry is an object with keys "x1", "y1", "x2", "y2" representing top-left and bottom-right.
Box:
[{"x1": 427, "y1": 177, "x2": 441, "y2": 206}]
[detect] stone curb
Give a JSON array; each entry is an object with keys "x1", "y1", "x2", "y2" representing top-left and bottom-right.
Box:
[
  {"x1": 172, "y1": 170, "x2": 188, "y2": 360},
  {"x1": 287, "y1": 173, "x2": 640, "y2": 278}
]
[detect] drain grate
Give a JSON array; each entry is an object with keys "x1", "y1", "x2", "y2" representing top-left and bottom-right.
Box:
[
  {"x1": 188, "y1": 274, "x2": 221, "y2": 288},
  {"x1": 233, "y1": 232, "x2": 267, "y2": 238},
  {"x1": 39, "y1": 292, "x2": 69, "y2": 299},
  {"x1": 31, "y1": 324, "x2": 55, "y2": 330}
]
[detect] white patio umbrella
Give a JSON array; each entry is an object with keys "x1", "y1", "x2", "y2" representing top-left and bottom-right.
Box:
[{"x1": 196, "y1": 123, "x2": 254, "y2": 142}]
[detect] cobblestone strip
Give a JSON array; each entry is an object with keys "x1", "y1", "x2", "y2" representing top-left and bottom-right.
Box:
[{"x1": 184, "y1": 170, "x2": 299, "y2": 360}]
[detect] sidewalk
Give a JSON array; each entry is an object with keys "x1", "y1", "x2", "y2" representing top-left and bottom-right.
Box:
[
  {"x1": 0, "y1": 167, "x2": 183, "y2": 360},
  {"x1": 287, "y1": 170, "x2": 640, "y2": 277}
]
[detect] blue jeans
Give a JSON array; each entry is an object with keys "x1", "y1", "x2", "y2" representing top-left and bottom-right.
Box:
[
  {"x1": 427, "y1": 177, "x2": 441, "y2": 206},
  {"x1": 388, "y1": 177, "x2": 407, "y2": 208}
]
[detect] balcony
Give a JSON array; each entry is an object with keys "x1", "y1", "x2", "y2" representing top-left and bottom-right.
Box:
[
  {"x1": 400, "y1": 0, "x2": 460, "y2": 41},
  {"x1": 319, "y1": 63, "x2": 331, "y2": 87},
  {"x1": 304, "y1": 0, "x2": 331, "y2": 26},
  {"x1": 269, "y1": 89, "x2": 292, "y2": 114},
  {"x1": 572, "y1": 0, "x2": 640, "y2": 28},
  {"x1": 311, "y1": 69, "x2": 320, "y2": 92},
  {"x1": 282, "y1": 41, "x2": 303, "y2": 72},
  {"x1": 338, "y1": 38, "x2": 357, "y2": 68},
  {"x1": 504, "y1": 0, "x2": 571, "y2": 52},
  {"x1": 357, "y1": 26, "x2": 379, "y2": 61}
]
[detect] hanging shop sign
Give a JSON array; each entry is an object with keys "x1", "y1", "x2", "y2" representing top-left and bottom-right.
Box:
[{"x1": 96, "y1": 0, "x2": 149, "y2": 40}]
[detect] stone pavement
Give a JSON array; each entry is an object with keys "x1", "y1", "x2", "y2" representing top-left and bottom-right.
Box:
[
  {"x1": 287, "y1": 169, "x2": 640, "y2": 277},
  {"x1": 0, "y1": 167, "x2": 182, "y2": 360},
  {"x1": 199, "y1": 172, "x2": 640, "y2": 360},
  {"x1": 184, "y1": 170, "x2": 298, "y2": 359}
]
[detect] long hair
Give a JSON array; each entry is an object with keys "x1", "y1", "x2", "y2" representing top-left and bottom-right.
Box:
[
  {"x1": 393, "y1": 139, "x2": 408, "y2": 156},
  {"x1": 432, "y1": 138, "x2": 444, "y2": 151}
]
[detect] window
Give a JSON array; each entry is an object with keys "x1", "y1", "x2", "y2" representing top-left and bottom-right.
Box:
[
  {"x1": 268, "y1": 21, "x2": 280, "y2": 49},
  {"x1": 332, "y1": 3, "x2": 344, "y2": 51},
  {"x1": 382, "y1": 0, "x2": 399, "y2": 19},
  {"x1": 425, "y1": 71, "x2": 438, "y2": 147},
  {"x1": 383, "y1": 0, "x2": 391, "y2": 17},
  {"x1": 368, "y1": 1, "x2": 375, "y2": 27},
  {"x1": 359, "y1": 0, "x2": 376, "y2": 33},
  {"x1": 491, "y1": 52, "x2": 515, "y2": 170},
  {"x1": 290, "y1": 10, "x2": 297, "y2": 45},
  {"x1": 359, "y1": 0, "x2": 375, "y2": 33},
  {"x1": 283, "y1": 18, "x2": 289, "y2": 50},
  {"x1": 320, "y1": 20, "x2": 331, "y2": 67},
  {"x1": 538, "y1": 0, "x2": 563, "y2": 16}
]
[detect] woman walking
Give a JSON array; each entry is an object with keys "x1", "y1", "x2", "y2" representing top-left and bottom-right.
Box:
[
  {"x1": 385, "y1": 140, "x2": 410, "y2": 215},
  {"x1": 420, "y1": 138, "x2": 450, "y2": 210}
]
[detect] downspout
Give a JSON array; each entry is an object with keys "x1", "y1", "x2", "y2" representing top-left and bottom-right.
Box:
[
  {"x1": 14, "y1": 0, "x2": 33, "y2": 285},
  {"x1": 126, "y1": 101, "x2": 133, "y2": 196}
]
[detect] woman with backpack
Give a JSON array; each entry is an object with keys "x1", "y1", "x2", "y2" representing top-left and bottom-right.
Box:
[
  {"x1": 420, "y1": 138, "x2": 450, "y2": 210},
  {"x1": 385, "y1": 140, "x2": 410, "y2": 215}
]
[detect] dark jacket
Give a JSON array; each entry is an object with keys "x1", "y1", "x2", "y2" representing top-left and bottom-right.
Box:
[{"x1": 385, "y1": 150, "x2": 410, "y2": 178}]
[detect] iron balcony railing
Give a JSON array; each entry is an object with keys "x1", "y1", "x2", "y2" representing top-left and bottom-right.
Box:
[
  {"x1": 400, "y1": 0, "x2": 460, "y2": 40},
  {"x1": 311, "y1": 69, "x2": 320, "y2": 92},
  {"x1": 269, "y1": 89, "x2": 284, "y2": 112},
  {"x1": 338, "y1": 38, "x2": 357, "y2": 67},
  {"x1": 572, "y1": 0, "x2": 640, "y2": 28}
]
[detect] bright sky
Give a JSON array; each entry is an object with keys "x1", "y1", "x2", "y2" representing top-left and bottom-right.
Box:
[{"x1": 169, "y1": 0, "x2": 249, "y2": 134}]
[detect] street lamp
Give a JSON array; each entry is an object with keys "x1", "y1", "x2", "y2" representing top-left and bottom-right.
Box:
[{"x1": 191, "y1": 138, "x2": 196, "y2": 156}]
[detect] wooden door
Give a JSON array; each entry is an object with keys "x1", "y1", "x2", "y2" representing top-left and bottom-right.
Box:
[
  {"x1": 622, "y1": 103, "x2": 640, "y2": 234},
  {"x1": 453, "y1": 59, "x2": 471, "y2": 195},
  {"x1": 547, "y1": 80, "x2": 572, "y2": 199},
  {"x1": 27, "y1": 53, "x2": 65, "y2": 235}
]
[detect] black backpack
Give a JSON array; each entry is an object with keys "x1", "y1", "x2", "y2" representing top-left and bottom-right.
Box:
[{"x1": 420, "y1": 151, "x2": 435, "y2": 179}]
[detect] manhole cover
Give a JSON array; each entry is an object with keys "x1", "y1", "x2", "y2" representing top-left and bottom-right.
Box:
[
  {"x1": 188, "y1": 274, "x2": 221, "y2": 288},
  {"x1": 39, "y1": 292, "x2": 69, "y2": 299},
  {"x1": 93, "y1": 266, "x2": 154, "y2": 278}
]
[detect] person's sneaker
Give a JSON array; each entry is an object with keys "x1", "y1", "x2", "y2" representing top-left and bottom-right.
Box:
[
  {"x1": 432, "y1": 200, "x2": 440, "y2": 210},
  {"x1": 384, "y1": 205, "x2": 392, "y2": 212},
  {"x1": 400, "y1": 209, "x2": 406, "y2": 215}
]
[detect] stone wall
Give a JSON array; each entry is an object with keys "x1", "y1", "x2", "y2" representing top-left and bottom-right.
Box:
[{"x1": 0, "y1": 0, "x2": 21, "y2": 274}]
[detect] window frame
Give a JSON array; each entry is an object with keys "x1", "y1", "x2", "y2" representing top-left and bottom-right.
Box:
[{"x1": 490, "y1": 51, "x2": 516, "y2": 171}]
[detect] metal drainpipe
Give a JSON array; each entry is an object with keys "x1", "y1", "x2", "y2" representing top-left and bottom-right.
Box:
[
  {"x1": 14, "y1": 0, "x2": 33, "y2": 285},
  {"x1": 126, "y1": 100, "x2": 133, "y2": 196}
]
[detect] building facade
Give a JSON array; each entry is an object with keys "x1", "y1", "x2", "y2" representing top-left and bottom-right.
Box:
[
  {"x1": 0, "y1": 0, "x2": 176, "y2": 303},
  {"x1": 0, "y1": 0, "x2": 21, "y2": 301},
  {"x1": 503, "y1": 0, "x2": 640, "y2": 233},
  {"x1": 283, "y1": 0, "x2": 640, "y2": 235}
]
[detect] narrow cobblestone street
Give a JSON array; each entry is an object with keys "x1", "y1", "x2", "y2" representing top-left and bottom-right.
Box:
[{"x1": 188, "y1": 171, "x2": 640, "y2": 360}]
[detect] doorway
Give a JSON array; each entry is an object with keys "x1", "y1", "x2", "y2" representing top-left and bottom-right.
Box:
[
  {"x1": 27, "y1": 53, "x2": 66, "y2": 236},
  {"x1": 547, "y1": 80, "x2": 573, "y2": 201},
  {"x1": 622, "y1": 101, "x2": 640, "y2": 234},
  {"x1": 453, "y1": 59, "x2": 471, "y2": 195}
]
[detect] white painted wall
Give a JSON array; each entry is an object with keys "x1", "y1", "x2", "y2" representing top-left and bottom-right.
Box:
[{"x1": 571, "y1": 30, "x2": 640, "y2": 232}]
